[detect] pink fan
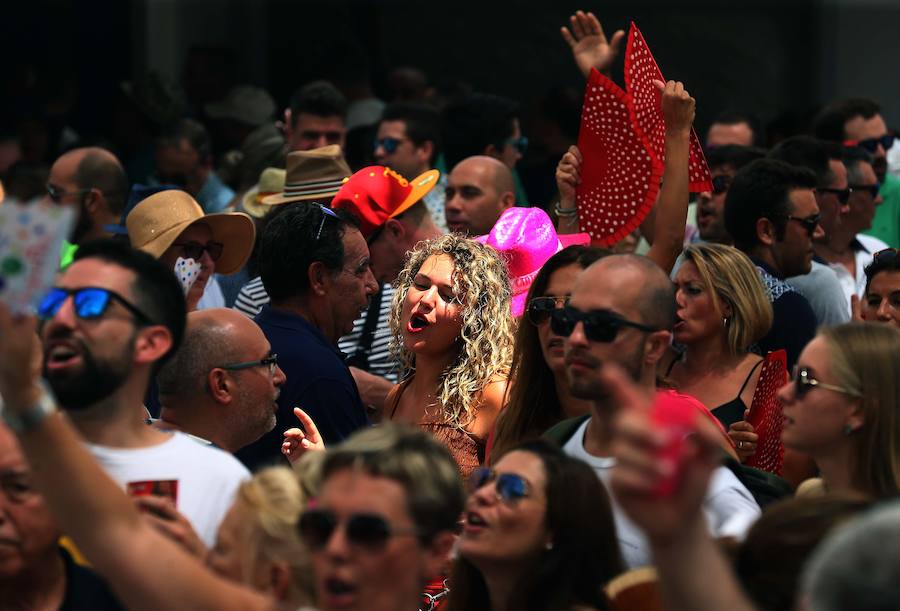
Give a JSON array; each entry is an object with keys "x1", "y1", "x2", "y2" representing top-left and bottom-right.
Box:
[
  {"x1": 624, "y1": 23, "x2": 712, "y2": 193},
  {"x1": 746, "y1": 350, "x2": 788, "y2": 476},
  {"x1": 575, "y1": 68, "x2": 663, "y2": 246}
]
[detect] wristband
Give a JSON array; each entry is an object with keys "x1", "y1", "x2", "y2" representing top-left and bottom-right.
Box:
[
  {"x1": 1, "y1": 382, "x2": 57, "y2": 434},
  {"x1": 554, "y1": 202, "x2": 578, "y2": 217}
]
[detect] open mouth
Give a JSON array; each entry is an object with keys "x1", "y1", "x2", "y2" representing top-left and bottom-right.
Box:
[
  {"x1": 407, "y1": 313, "x2": 430, "y2": 333},
  {"x1": 45, "y1": 343, "x2": 83, "y2": 370},
  {"x1": 466, "y1": 511, "x2": 487, "y2": 526},
  {"x1": 323, "y1": 577, "x2": 357, "y2": 605}
]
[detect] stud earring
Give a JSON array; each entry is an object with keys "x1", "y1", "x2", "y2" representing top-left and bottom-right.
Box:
[{"x1": 843, "y1": 424, "x2": 856, "y2": 436}]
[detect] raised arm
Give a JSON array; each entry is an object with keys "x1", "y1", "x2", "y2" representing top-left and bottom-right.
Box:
[
  {"x1": 603, "y1": 364, "x2": 758, "y2": 611},
  {"x1": 0, "y1": 306, "x2": 275, "y2": 611},
  {"x1": 560, "y1": 10, "x2": 625, "y2": 78},
  {"x1": 644, "y1": 80, "x2": 694, "y2": 273}
]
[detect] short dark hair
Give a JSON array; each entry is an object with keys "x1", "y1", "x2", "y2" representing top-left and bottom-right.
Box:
[
  {"x1": 158, "y1": 118, "x2": 212, "y2": 161},
  {"x1": 864, "y1": 247, "x2": 900, "y2": 292},
  {"x1": 842, "y1": 145, "x2": 875, "y2": 183},
  {"x1": 380, "y1": 102, "x2": 441, "y2": 164},
  {"x1": 75, "y1": 149, "x2": 129, "y2": 216},
  {"x1": 768, "y1": 136, "x2": 836, "y2": 188},
  {"x1": 442, "y1": 93, "x2": 519, "y2": 169},
  {"x1": 73, "y1": 239, "x2": 186, "y2": 367},
  {"x1": 258, "y1": 202, "x2": 359, "y2": 303},
  {"x1": 724, "y1": 159, "x2": 818, "y2": 251},
  {"x1": 813, "y1": 98, "x2": 882, "y2": 142},
  {"x1": 706, "y1": 145, "x2": 767, "y2": 173},
  {"x1": 710, "y1": 109, "x2": 764, "y2": 147},
  {"x1": 289, "y1": 80, "x2": 347, "y2": 125}
]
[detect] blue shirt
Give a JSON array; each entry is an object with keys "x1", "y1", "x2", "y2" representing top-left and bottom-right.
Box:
[
  {"x1": 235, "y1": 306, "x2": 370, "y2": 471},
  {"x1": 196, "y1": 172, "x2": 235, "y2": 214},
  {"x1": 751, "y1": 258, "x2": 817, "y2": 371}
]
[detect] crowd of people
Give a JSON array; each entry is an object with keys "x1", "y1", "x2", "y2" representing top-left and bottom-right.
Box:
[{"x1": 1, "y1": 8, "x2": 900, "y2": 611}]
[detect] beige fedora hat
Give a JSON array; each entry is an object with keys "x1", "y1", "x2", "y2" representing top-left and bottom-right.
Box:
[
  {"x1": 261, "y1": 145, "x2": 351, "y2": 205},
  {"x1": 242, "y1": 167, "x2": 287, "y2": 219},
  {"x1": 126, "y1": 189, "x2": 256, "y2": 275}
]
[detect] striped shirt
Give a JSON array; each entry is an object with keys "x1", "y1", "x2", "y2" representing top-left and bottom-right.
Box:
[{"x1": 234, "y1": 277, "x2": 399, "y2": 383}]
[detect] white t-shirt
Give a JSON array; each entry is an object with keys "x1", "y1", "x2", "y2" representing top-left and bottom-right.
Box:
[
  {"x1": 88, "y1": 432, "x2": 250, "y2": 547},
  {"x1": 562, "y1": 418, "x2": 760, "y2": 568}
]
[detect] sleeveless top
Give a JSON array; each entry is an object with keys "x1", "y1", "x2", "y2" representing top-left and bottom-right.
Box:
[
  {"x1": 666, "y1": 357, "x2": 765, "y2": 430},
  {"x1": 388, "y1": 378, "x2": 484, "y2": 480}
]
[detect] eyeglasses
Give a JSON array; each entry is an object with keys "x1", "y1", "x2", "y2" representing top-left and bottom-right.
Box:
[
  {"x1": 845, "y1": 135, "x2": 895, "y2": 154},
  {"x1": 298, "y1": 508, "x2": 419, "y2": 552},
  {"x1": 711, "y1": 174, "x2": 733, "y2": 195},
  {"x1": 786, "y1": 213, "x2": 821, "y2": 236},
  {"x1": 549, "y1": 305, "x2": 658, "y2": 342},
  {"x1": 849, "y1": 183, "x2": 882, "y2": 199},
  {"x1": 373, "y1": 137, "x2": 407, "y2": 154},
  {"x1": 315, "y1": 204, "x2": 339, "y2": 240},
  {"x1": 792, "y1": 366, "x2": 861, "y2": 399},
  {"x1": 873, "y1": 248, "x2": 899, "y2": 263},
  {"x1": 218, "y1": 353, "x2": 278, "y2": 375},
  {"x1": 172, "y1": 241, "x2": 224, "y2": 262},
  {"x1": 46, "y1": 183, "x2": 90, "y2": 203},
  {"x1": 526, "y1": 295, "x2": 568, "y2": 326},
  {"x1": 468, "y1": 467, "x2": 531, "y2": 503},
  {"x1": 37, "y1": 287, "x2": 152, "y2": 323},
  {"x1": 816, "y1": 186, "x2": 851, "y2": 205},
  {"x1": 504, "y1": 136, "x2": 529, "y2": 155}
]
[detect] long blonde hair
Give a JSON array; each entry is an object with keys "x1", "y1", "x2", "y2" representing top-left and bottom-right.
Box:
[
  {"x1": 820, "y1": 323, "x2": 900, "y2": 498},
  {"x1": 390, "y1": 234, "x2": 514, "y2": 430}
]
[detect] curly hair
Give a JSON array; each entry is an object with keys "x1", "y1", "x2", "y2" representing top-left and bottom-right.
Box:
[{"x1": 390, "y1": 234, "x2": 514, "y2": 430}]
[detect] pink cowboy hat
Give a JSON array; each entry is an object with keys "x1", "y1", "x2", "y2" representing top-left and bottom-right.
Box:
[{"x1": 476, "y1": 207, "x2": 590, "y2": 317}]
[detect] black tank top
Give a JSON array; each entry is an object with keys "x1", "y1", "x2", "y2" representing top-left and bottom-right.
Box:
[{"x1": 666, "y1": 357, "x2": 764, "y2": 429}]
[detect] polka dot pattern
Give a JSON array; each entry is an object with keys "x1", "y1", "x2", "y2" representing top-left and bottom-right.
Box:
[
  {"x1": 624, "y1": 23, "x2": 713, "y2": 193},
  {"x1": 575, "y1": 69, "x2": 662, "y2": 246},
  {"x1": 746, "y1": 349, "x2": 788, "y2": 476}
]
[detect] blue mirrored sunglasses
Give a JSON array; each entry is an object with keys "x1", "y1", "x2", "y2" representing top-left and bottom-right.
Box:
[
  {"x1": 468, "y1": 467, "x2": 530, "y2": 503},
  {"x1": 37, "y1": 287, "x2": 151, "y2": 323}
]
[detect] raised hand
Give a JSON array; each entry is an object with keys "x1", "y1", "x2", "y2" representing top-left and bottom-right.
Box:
[
  {"x1": 556, "y1": 145, "x2": 583, "y2": 207},
  {"x1": 560, "y1": 10, "x2": 625, "y2": 79},
  {"x1": 282, "y1": 407, "x2": 325, "y2": 464},
  {"x1": 605, "y1": 363, "x2": 720, "y2": 545},
  {"x1": 134, "y1": 495, "x2": 207, "y2": 559},
  {"x1": 728, "y1": 410, "x2": 758, "y2": 463},
  {"x1": 654, "y1": 79, "x2": 695, "y2": 136}
]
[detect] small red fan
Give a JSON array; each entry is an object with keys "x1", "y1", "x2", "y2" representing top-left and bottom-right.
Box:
[
  {"x1": 575, "y1": 68, "x2": 663, "y2": 246},
  {"x1": 746, "y1": 350, "x2": 788, "y2": 476},
  {"x1": 624, "y1": 23, "x2": 712, "y2": 193}
]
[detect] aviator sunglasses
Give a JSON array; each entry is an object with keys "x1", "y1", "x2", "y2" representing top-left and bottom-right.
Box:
[
  {"x1": 298, "y1": 508, "x2": 419, "y2": 552},
  {"x1": 38, "y1": 287, "x2": 152, "y2": 323},
  {"x1": 550, "y1": 305, "x2": 658, "y2": 342},
  {"x1": 468, "y1": 467, "x2": 531, "y2": 503}
]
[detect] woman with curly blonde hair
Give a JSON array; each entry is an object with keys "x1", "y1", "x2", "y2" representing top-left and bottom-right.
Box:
[{"x1": 386, "y1": 233, "x2": 515, "y2": 478}]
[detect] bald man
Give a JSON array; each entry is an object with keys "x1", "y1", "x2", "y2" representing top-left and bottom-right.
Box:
[
  {"x1": 45, "y1": 147, "x2": 129, "y2": 245},
  {"x1": 155, "y1": 308, "x2": 286, "y2": 453},
  {"x1": 444, "y1": 155, "x2": 515, "y2": 235}
]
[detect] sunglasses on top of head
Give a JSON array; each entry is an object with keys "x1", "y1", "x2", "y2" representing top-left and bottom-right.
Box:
[
  {"x1": 298, "y1": 508, "x2": 419, "y2": 552},
  {"x1": 37, "y1": 287, "x2": 152, "y2": 324},
  {"x1": 549, "y1": 305, "x2": 658, "y2": 343},
  {"x1": 468, "y1": 467, "x2": 531, "y2": 503}
]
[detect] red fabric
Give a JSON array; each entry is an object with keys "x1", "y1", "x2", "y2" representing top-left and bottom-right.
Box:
[
  {"x1": 746, "y1": 350, "x2": 788, "y2": 476},
  {"x1": 575, "y1": 68, "x2": 663, "y2": 246},
  {"x1": 623, "y1": 23, "x2": 712, "y2": 193}
]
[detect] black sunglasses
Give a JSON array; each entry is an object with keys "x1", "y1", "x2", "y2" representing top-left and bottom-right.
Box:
[
  {"x1": 526, "y1": 296, "x2": 568, "y2": 326},
  {"x1": 173, "y1": 241, "x2": 224, "y2": 262},
  {"x1": 550, "y1": 305, "x2": 658, "y2": 343},
  {"x1": 849, "y1": 183, "x2": 882, "y2": 199},
  {"x1": 792, "y1": 366, "x2": 861, "y2": 399},
  {"x1": 711, "y1": 174, "x2": 733, "y2": 195},
  {"x1": 873, "y1": 248, "x2": 899, "y2": 263},
  {"x1": 468, "y1": 467, "x2": 531, "y2": 503},
  {"x1": 786, "y1": 213, "x2": 821, "y2": 236},
  {"x1": 218, "y1": 354, "x2": 278, "y2": 375},
  {"x1": 847, "y1": 134, "x2": 895, "y2": 154},
  {"x1": 298, "y1": 508, "x2": 419, "y2": 551},
  {"x1": 816, "y1": 186, "x2": 851, "y2": 205},
  {"x1": 38, "y1": 287, "x2": 152, "y2": 323}
]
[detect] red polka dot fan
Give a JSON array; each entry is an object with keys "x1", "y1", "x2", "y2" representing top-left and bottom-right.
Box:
[
  {"x1": 624, "y1": 22, "x2": 712, "y2": 192},
  {"x1": 575, "y1": 69, "x2": 662, "y2": 246},
  {"x1": 746, "y1": 350, "x2": 788, "y2": 476}
]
